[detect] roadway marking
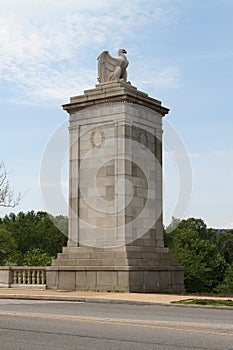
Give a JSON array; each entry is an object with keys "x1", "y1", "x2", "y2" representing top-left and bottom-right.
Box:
[
  {"x1": 0, "y1": 299, "x2": 65, "y2": 305},
  {"x1": 0, "y1": 310, "x2": 232, "y2": 337}
]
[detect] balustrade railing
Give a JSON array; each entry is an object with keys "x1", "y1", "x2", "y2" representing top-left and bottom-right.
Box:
[
  {"x1": 0, "y1": 266, "x2": 47, "y2": 290},
  {"x1": 13, "y1": 268, "x2": 46, "y2": 285}
]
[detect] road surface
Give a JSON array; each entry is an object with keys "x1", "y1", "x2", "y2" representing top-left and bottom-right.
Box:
[{"x1": 0, "y1": 299, "x2": 232, "y2": 349}]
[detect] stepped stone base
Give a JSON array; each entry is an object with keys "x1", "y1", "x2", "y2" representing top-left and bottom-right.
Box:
[{"x1": 47, "y1": 246, "x2": 185, "y2": 293}]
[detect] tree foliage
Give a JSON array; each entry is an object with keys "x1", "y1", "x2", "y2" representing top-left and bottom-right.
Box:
[
  {"x1": 0, "y1": 227, "x2": 17, "y2": 265},
  {"x1": 165, "y1": 218, "x2": 232, "y2": 293},
  {"x1": 0, "y1": 211, "x2": 68, "y2": 266},
  {"x1": 209, "y1": 230, "x2": 233, "y2": 264},
  {"x1": 22, "y1": 248, "x2": 54, "y2": 266},
  {"x1": 214, "y1": 265, "x2": 233, "y2": 293}
]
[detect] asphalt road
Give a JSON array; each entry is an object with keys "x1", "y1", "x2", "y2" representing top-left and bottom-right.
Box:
[{"x1": 0, "y1": 299, "x2": 232, "y2": 350}]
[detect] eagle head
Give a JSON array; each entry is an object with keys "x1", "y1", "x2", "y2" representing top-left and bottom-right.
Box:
[{"x1": 118, "y1": 49, "x2": 127, "y2": 55}]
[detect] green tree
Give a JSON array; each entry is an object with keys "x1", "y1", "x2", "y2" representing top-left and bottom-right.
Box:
[
  {"x1": 0, "y1": 211, "x2": 68, "y2": 265},
  {"x1": 210, "y1": 230, "x2": 233, "y2": 264},
  {"x1": 215, "y1": 265, "x2": 233, "y2": 294},
  {"x1": 177, "y1": 218, "x2": 209, "y2": 240},
  {"x1": 164, "y1": 217, "x2": 210, "y2": 246},
  {"x1": 36, "y1": 214, "x2": 68, "y2": 257},
  {"x1": 0, "y1": 227, "x2": 17, "y2": 265},
  {"x1": 170, "y1": 228, "x2": 227, "y2": 292},
  {"x1": 165, "y1": 218, "x2": 229, "y2": 293},
  {"x1": 22, "y1": 248, "x2": 54, "y2": 266}
]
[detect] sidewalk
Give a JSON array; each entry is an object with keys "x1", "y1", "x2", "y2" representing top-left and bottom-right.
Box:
[{"x1": 0, "y1": 288, "x2": 232, "y2": 306}]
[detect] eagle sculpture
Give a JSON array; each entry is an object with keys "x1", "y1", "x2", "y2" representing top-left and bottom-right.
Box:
[{"x1": 97, "y1": 49, "x2": 129, "y2": 83}]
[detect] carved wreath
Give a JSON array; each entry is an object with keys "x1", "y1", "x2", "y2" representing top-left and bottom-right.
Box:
[
  {"x1": 137, "y1": 130, "x2": 149, "y2": 148},
  {"x1": 90, "y1": 129, "x2": 106, "y2": 148}
]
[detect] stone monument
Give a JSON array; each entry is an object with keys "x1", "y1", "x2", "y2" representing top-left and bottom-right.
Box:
[{"x1": 47, "y1": 49, "x2": 185, "y2": 292}]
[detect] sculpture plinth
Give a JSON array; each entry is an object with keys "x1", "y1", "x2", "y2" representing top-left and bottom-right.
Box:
[{"x1": 47, "y1": 81, "x2": 185, "y2": 293}]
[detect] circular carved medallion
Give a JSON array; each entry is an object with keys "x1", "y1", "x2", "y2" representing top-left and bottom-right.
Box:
[
  {"x1": 90, "y1": 129, "x2": 105, "y2": 148},
  {"x1": 137, "y1": 130, "x2": 148, "y2": 148}
]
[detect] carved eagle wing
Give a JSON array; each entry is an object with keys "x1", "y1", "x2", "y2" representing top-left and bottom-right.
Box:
[{"x1": 97, "y1": 50, "x2": 121, "y2": 83}]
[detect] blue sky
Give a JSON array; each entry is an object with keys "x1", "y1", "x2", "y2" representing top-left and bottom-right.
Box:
[{"x1": 0, "y1": 0, "x2": 232, "y2": 228}]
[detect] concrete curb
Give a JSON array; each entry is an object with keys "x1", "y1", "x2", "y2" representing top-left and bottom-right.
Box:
[
  {"x1": 0, "y1": 293, "x2": 171, "y2": 306},
  {"x1": 0, "y1": 293, "x2": 233, "y2": 310}
]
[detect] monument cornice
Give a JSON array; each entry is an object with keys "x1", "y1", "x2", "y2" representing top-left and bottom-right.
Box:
[{"x1": 62, "y1": 81, "x2": 169, "y2": 116}]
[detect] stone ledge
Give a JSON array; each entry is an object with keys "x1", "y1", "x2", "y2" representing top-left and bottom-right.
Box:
[
  {"x1": 62, "y1": 246, "x2": 169, "y2": 253},
  {"x1": 63, "y1": 81, "x2": 169, "y2": 116},
  {"x1": 47, "y1": 266, "x2": 184, "y2": 271}
]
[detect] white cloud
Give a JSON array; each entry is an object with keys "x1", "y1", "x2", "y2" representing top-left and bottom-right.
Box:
[
  {"x1": 0, "y1": 0, "x2": 181, "y2": 105},
  {"x1": 131, "y1": 65, "x2": 181, "y2": 90},
  {"x1": 153, "y1": 66, "x2": 181, "y2": 89}
]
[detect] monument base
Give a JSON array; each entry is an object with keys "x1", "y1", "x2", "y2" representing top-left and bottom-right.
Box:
[{"x1": 47, "y1": 246, "x2": 185, "y2": 293}]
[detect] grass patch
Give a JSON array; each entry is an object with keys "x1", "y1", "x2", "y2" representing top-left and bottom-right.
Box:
[{"x1": 171, "y1": 299, "x2": 233, "y2": 307}]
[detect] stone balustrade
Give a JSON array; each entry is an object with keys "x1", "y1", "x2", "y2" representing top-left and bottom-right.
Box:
[{"x1": 0, "y1": 266, "x2": 47, "y2": 290}]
